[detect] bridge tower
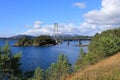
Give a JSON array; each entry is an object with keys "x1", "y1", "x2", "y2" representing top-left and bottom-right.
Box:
[
  {"x1": 78, "y1": 40, "x2": 82, "y2": 45},
  {"x1": 54, "y1": 23, "x2": 59, "y2": 43}
]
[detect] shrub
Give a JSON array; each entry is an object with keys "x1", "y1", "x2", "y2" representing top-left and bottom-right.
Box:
[
  {"x1": 89, "y1": 28, "x2": 120, "y2": 57},
  {"x1": 76, "y1": 28, "x2": 120, "y2": 70},
  {"x1": 46, "y1": 54, "x2": 72, "y2": 80}
]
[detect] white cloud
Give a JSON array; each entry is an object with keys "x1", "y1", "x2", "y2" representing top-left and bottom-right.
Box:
[
  {"x1": 75, "y1": 0, "x2": 120, "y2": 36},
  {"x1": 24, "y1": 25, "x2": 53, "y2": 36},
  {"x1": 24, "y1": 19, "x2": 117, "y2": 36},
  {"x1": 33, "y1": 20, "x2": 43, "y2": 29},
  {"x1": 24, "y1": 23, "x2": 77, "y2": 36},
  {"x1": 24, "y1": 22, "x2": 104, "y2": 36},
  {"x1": 23, "y1": 0, "x2": 120, "y2": 36},
  {"x1": 84, "y1": 0, "x2": 120, "y2": 25},
  {"x1": 73, "y1": 2, "x2": 86, "y2": 9}
]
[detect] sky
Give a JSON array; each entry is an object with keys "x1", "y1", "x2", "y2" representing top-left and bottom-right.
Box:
[{"x1": 0, "y1": 0, "x2": 120, "y2": 37}]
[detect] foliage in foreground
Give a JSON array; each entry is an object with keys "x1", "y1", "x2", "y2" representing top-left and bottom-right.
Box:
[
  {"x1": 89, "y1": 28, "x2": 120, "y2": 58},
  {"x1": 72, "y1": 28, "x2": 120, "y2": 80},
  {"x1": 67, "y1": 52, "x2": 120, "y2": 80},
  {"x1": 0, "y1": 42, "x2": 22, "y2": 80},
  {"x1": 28, "y1": 67, "x2": 44, "y2": 80},
  {"x1": 75, "y1": 28, "x2": 120, "y2": 69},
  {"x1": 45, "y1": 54, "x2": 72, "y2": 80},
  {"x1": 75, "y1": 48, "x2": 85, "y2": 70}
]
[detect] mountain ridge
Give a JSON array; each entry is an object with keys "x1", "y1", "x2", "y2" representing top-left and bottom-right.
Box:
[{"x1": 0, "y1": 34, "x2": 92, "y2": 40}]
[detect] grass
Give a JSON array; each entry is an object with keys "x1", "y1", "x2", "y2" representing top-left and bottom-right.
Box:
[{"x1": 65, "y1": 52, "x2": 120, "y2": 80}]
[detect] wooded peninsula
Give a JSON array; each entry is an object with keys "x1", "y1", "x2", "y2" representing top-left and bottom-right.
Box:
[{"x1": 14, "y1": 35, "x2": 56, "y2": 47}]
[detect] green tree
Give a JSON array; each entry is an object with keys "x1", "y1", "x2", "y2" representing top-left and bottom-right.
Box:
[
  {"x1": 75, "y1": 48, "x2": 85, "y2": 70},
  {"x1": 45, "y1": 63, "x2": 57, "y2": 80},
  {"x1": 75, "y1": 28, "x2": 120, "y2": 70},
  {"x1": 28, "y1": 67, "x2": 44, "y2": 80},
  {"x1": 0, "y1": 42, "x2": 22, "y2": 80},
  {"x1": 89, "y1": 28, "x2": 120, "y2": 58},
  {"x1": 15, "y1": 35, "x2": 56, "y2": 46},
  {"x1": 46, "y1": 54, "x2": 72, "y2": 80},
  {"x1": 82, "y1": 28, "x2": 120, "y2": 66},
  {"x1": 79, "y1": 48, "x2": 85, "y2": 61}
]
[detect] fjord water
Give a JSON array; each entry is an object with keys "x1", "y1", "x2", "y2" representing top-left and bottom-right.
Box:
[{"x1": 0, "y1": 39, "x2": 89, "y2": 71}]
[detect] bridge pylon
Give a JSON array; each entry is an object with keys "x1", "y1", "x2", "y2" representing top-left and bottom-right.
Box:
[{"x1": 54, "y1": 23, "x2": 59, "y2": 43}]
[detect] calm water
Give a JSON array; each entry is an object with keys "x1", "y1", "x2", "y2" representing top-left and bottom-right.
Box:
[{"x1": 0, "y1": 39, "x2": 89, "y2": 71}]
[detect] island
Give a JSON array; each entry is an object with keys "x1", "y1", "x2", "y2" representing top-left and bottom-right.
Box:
[{"x1": 14, "y1": 35, "x2": 56, "y2": 47}]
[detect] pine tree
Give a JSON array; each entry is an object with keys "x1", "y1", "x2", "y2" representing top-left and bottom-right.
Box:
[
  {"x1": 28, "y1": 67, "x2": 44, "y2": 80},
  {"x1": 75, "y1": 48, "x2": 85, "y2": 70},
  {"x1": 79, "y1": 48, "x2": 85, "y2": 61},
  {"x1": 0, "y1": 42, "x2": 22, "y2": 80},
  {"x1": 33, "y1": 67, "x2": 44, "y2": 80},
  {"x1": 46, "y1": 54, "x2": 72, "y2": 80}
]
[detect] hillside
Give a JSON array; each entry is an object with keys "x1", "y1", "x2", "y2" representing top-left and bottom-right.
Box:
[{"x1": 66, "y1": 52, "x2": 120, "y2": 80}]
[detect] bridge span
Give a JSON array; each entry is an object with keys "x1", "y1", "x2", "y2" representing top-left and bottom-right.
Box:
[
  {"x1": 61, "y1": 38, "x2": 91, "y2": 41},
  {"x1": 56, "y1": 38, "x2": 91, "y2": 46}
]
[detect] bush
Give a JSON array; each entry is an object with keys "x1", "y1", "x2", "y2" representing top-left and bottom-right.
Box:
[
  {"x1": 28, "y1": 67, "x2": 44, "y2": 80},
  {"x1": 75, "y1": 48, "x2": 86, "y2": 70},
  {"x1": 75, "y1": 28, "x2": 120, "y2": 70},
  {"x1": 46, "y1": 54, "x2": 72, "y2": 80},
  {"x1": 89, "y1": 28, "x2": 120, "y2": 57}
]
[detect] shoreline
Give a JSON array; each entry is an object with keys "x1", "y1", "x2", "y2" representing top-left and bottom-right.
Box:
[
  {"x1": 75, "y1": 44, "x2": 88, "y2": 47},
  {"x1": 12, "y1": 43, "x2": 56, "y2": 47}
]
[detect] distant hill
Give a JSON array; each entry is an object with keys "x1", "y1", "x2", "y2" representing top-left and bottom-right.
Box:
[
  {"x1": 0, "y1": 34, "x2": 92, "y2": 40},
  {"x1": 9, "y1": 35, "x2": 35, "y2": 40},
  {"x1": 0, "y1": 37, "x2": 8, "y2": 40}
]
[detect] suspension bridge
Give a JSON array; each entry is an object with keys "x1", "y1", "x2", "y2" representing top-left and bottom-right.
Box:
[{"x1": 53, "y1": 23, "x2": 91, "y2": 46}]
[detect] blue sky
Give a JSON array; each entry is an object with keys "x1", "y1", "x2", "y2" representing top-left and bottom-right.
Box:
[{"x1": 0, "y1": 0, "x2": 120, "y2": 37}]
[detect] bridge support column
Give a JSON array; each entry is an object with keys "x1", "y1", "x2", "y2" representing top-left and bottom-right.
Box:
[
  {"x1": 78, "y1": 40, "x2": 82, "y2": 45},
  {"x1": 67, "y1": 41, "x2": 69, "y2": 45}
]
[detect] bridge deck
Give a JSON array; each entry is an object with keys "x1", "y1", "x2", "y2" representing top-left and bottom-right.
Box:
[{"x1": 60, "y1": 38, "x2": 91, "y2": 41}]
